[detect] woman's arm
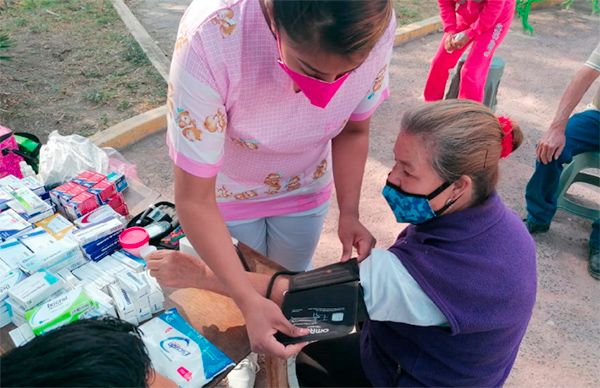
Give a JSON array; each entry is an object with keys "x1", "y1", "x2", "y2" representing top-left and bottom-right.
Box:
[
  {"x1": 332, "y1": 118, "x2": 376, "y2": 261},
  {"x1": 146, "y1": 249, "x2": 290, "y2": 306},
  {"x1": 438, "y1": 0, "x2": 459, "y2": 33},
  {"x1": 173, "y1": 167, "x2": 305, "y2": 357},
  {"x1": 465, "y1": 0, "x2": 506, "y2": 40}
]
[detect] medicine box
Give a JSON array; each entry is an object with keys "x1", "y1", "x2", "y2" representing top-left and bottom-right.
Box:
[
  {"x1": 8, "y1": 270, "x2": 65, "y2": 310},
  {"x1": 0, "y1": 209, "x2": 33, "y2": 241}
]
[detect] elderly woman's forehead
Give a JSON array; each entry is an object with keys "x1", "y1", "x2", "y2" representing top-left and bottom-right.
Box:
[{"x1": 394, "y1": 133, "x2": 430, "y2": 166}]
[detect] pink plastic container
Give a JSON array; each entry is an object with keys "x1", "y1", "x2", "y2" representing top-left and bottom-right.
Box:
[{"x1": 119, "y1": 227, "x2": 150, "y2": 257}]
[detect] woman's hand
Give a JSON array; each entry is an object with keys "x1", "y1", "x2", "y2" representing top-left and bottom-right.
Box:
[
  {"x1": 241, "y1": 294, "x2": 308, "y2": 359},
  {"x1": 451, "y1": 32, "x2": 469, "y2": 50},
  {"x1": 444, "y1": 34, "x2": 455, "y2": 52},
  {"x1": 146, "y1": 250, "x2": 211, "y2": 289},
  {"x1": 338, "y1": 214, "x2": 376, "y2": 261}
]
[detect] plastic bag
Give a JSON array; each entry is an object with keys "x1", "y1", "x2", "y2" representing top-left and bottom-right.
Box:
[
  {"x1": 38, "y1": 131, "x2": 109, "y2": 186},
  {"x1": 140, "y1": 308, "x2": 234, "y2": 387},
  {"x1": 102, "y1": 147, "x2": 139, "y2": 183}
]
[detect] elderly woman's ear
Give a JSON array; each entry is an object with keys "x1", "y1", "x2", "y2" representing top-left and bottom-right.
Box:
[{"x1": 452, "y1": 176, "x2": 472, "y2": 200}]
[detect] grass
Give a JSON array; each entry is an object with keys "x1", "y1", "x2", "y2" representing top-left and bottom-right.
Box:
[
  {"x1": 0, "y1": 0, "x2": 166, "y2": 139},
  {"x1": 394, "y1": 0, "x2": 439, "y2": 25},
  {"x1": 0, "y1": 33, "x2": 11, "y2": 61}
]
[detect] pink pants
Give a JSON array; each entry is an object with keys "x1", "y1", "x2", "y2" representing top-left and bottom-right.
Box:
[{"x1": 423, "y1": 7, "x2": 515, "y2": 103}]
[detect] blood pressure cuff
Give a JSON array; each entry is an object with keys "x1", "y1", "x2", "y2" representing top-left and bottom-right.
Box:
[{"x1": 274, "y1": 259, "x2": 367, "y2": 345}]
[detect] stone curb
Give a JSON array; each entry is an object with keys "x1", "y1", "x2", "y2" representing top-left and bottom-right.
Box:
[
  {"x1": 90, "y1": 105, "x2": 167, "y2": 148},
  {"x1": 394, "y1": 16, "x2": 443, "y2": 47}
]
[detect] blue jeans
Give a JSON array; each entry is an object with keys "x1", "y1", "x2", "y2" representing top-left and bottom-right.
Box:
[{"x1": 525, "y1": 109, "x2": 600, "y2": 250}]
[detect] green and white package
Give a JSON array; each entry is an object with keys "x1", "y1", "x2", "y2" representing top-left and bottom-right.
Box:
[{"x1": 25, "y1": 288, "x2": 98, "y2": 335}]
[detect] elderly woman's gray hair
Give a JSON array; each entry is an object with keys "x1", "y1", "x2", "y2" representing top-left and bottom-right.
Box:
[{"x1": 400, "y1": 100, "x2": 523, "y2": 205}]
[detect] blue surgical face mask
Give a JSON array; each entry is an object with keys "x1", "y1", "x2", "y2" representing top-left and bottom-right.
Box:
[{"x1": 382, "y1": 180, "x2": 456, "y2": 224}]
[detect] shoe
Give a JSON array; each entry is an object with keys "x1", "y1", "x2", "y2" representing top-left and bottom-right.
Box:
[
  {"x1": 589, "y1": 247, "x2": 600, "y2": 280},
  {"x1": 227, "y1": 352, "x2": 259, "y2": 388},
  {"x1": 523, "y1": 218, "x2": 550, "y2": 234}
]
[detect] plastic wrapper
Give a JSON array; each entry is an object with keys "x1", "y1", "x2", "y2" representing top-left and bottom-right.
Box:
[{"x1": 38, "y1": 131, "x2": 109, "y2": 187}]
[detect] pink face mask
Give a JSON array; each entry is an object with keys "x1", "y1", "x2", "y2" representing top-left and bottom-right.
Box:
[{"x1": 276, "y1": 37, "x2": 350, "y2": 109}]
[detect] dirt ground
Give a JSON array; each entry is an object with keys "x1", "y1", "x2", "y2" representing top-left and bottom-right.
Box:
[{"x1": 0, "y1": 0, "x2": 166, "y2": 141}]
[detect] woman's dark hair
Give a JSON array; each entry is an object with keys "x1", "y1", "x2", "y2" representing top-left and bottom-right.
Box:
[
  {"x1": 269, "y1": 0, "x2": 393, "y2": 56},
  {"x1": 0, "y1": 317, "x2": 152, "y2": 387}
]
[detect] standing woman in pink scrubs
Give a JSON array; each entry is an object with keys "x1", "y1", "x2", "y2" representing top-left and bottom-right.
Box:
[
  {"x1": 424, "y1": 0, "x2": 515, "y2": 102},
  {"x1": 152, "y1": 0, "x2": 395, "y2": 357}
]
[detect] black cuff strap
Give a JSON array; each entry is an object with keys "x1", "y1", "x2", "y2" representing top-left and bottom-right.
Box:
[{"x1": 265, "y1": 271, "x2": 297, "y2": 300}]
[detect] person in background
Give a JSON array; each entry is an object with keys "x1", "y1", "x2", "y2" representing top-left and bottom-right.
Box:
[
  {"x1": 423, "y1": 0, "x2": 515, "y2": 102},
  {"x1": 0, "y1": 317, "x2": 175, "y2": 388},
  {"x1": 524, "y1": 42, "x2": 600, "y2": 279},
  {"x1": 167, "y1": 0, "x2": 395, "y2": 360},
  {"x1": 149, "y1": 100, "x2": 537, "y2": 386}
]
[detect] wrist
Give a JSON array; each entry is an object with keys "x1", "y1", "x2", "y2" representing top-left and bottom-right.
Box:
[
  {"x1": 548, "y1": 121, "x2": 567, "y2": 134},
  {"x1": 270, "y1": 276, "x2": 290, "y2": 306},
  {"x1": 234, "y1": 289, "x2": 264, "y2": 315},
  {"x1": 339, "y1": 210, "x2": 359, "y2": 220}
]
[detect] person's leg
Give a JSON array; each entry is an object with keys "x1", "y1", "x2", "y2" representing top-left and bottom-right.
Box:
[
  {"x1": 423, "y1": 33, "x2": 469, "y2": 101},
  {"x1": 458, "y1": 6, "x2": 513, "y2": 102},
  {"x1": 525, "y1": 110, "x2": 600, "y2": 228},
  {"x1": 296, "y1": 333, "x2": 371, "y2": 387},
  {"x1": 226, "y1": 218, "x2": 268, "y2": 256},
  {"x1": 265, "y1": 203, "x2": 329, "y2": 271}
]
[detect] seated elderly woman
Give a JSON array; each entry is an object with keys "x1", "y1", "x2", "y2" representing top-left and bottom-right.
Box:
[{"x1": 147, "y1": 100, "x2": 537, "y2": 387}]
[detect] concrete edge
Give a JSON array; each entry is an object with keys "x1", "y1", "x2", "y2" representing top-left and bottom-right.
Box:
[
  {"x1": 109, "y1": 0, "x2": 170, "y2": 82},
  {"x1": 90, "y1": 105, "x2": 167, "y2": 148},
  {"x1": 394, "y1": 16, "x2": 442, "y2": 47}
]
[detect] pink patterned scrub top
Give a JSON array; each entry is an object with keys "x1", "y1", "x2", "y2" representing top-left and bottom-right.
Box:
[{"x1": 166, "y1": 0, "x2": 396, "y2": 221}]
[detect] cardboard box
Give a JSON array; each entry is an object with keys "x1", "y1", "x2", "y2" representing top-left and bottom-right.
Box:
[
  {"x1": 107, "y1": 171, "x2": 127, "y2": 192},
  {"x1": 50, "y1": 181, "x2": 86, "y2": 209},
  {"x1": 25, "y1": 288, "x2": 98, "y2": 335},
  {"x1": 0, "y1": 210, "x2": 33, "y2": 241},
  {"x1": 35, "y1": 213, "x2": 76, "y2": 240},
  {"x1": 64, "y1": 191, "x2": 99, "y2": 220},
  {"x1": 72, "y1": 170, "x2": 106, "y2": 189},
  {"x1": 8, "y1": 270, "x2": 65, "y2": 310},
  {"x1": 0, "y1": 240, "x2": 33, "y2": 270},
  {"x1": 88, "y1": 179, "x2": 116, "y2": 204}
]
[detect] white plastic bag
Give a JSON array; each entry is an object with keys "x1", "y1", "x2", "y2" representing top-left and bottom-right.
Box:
[
  {"x1": 38, "y1": 131, "x2": 109, "y2": 186},
  {"x1": 140, "y1": 308, "x2": 234, "y2": 387}
]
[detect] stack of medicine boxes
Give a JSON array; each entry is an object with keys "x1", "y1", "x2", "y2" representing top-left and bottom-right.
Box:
[{"x1": 0, "y1": 173, "x2": 164, "y2": 347}]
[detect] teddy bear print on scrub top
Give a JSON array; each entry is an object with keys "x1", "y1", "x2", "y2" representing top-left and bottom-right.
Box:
[
  {"x1": 230, "y1": 137, "x2": 259, "y2": 151},
  {"x1": 234, "y1": 190, "x2": 258, "y2": 200},
  {"x1": 264, "y1": 173, "x2": 282, "y2": 195},
  {"x1": 211, "y1": 8, "x2": 237, "y2": 37},
  {"x1": 204, "y1": 109, "x2": 227, "y2": 133},
  {"x1": 285, "y1": 176, "x2": 301, "y2": 192},
  {"x1": 312, "y1": 159, "x2": 327, "y2": 180},
  {"x1": 367, "y1": 65, "x2": 387, "y2": 100},
  {"x1": 167, "y1": 83, "x2": 175, "y2": 117},
  {"x1": 216, "y1": 185, "x2": 233, "y2": 199},
  {"x1": 177, "y1": 109, "x2": 202, "y2": 142},
  {"x1": 174, "y1": 32, "x2": 188, "y2": 52}
]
